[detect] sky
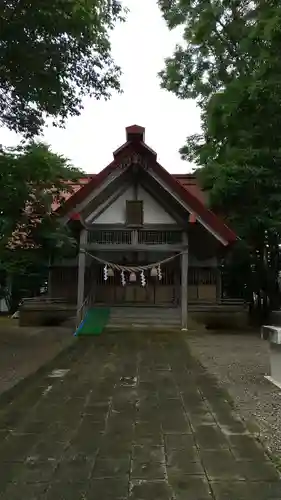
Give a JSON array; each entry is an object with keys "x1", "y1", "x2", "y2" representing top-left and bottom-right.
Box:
[{"x1": 1, "y1": 0, "x2": 201, "y2": 174}]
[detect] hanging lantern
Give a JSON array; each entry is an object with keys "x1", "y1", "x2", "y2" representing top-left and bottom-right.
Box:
[
  {"x1": 129, "y1": 272, "x2": 137, "y2": 282},
  {"x1": 107, "y1": 267, "x2": 114, "y2": 277},
  {"x1": 150, "y1": 267, "x2": 157, "y2": 277},
  {"x1": 121, "y1": 270, "x2": 126, "y2": 286},
  {"x1": 140, "y1": 270, "x2": 146, "y2": 287}
]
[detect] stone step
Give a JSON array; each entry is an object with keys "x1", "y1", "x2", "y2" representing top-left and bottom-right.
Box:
[
  {"x1": 109, "y1": 312, "x2": 180, "y2": 318},
  {"x1": 107, "y1": 317, "x2": 181, "y2": 323},
  {"x1": 110, "y1": 309, "x2": 180, "y2": 318},
  {"x1": 105, "y1": 322, "x2": 182, "y2": 330},
  {"x1": 108, "y1": 318, "x2": 181, "y2": 324},
  {"x1": 109, "y1": 310, "x2": 180, "y2": 317},
  {"x1": 107, "y1": 307, "x2": 181, "y2": 329}
]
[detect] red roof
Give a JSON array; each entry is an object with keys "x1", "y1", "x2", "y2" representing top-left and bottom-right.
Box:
[
  {"x1": 56, "y1": 126, "x2": 236, "y2": 245},
  {"x1": 51, "y1": 176, "x2": 94, "y2": 211},
  {"x1": 174, "y1": 174, "x2": 207, "y2": 204}
]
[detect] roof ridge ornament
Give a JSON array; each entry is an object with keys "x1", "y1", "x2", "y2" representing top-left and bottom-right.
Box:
[{"x1": 116, "y1": 153, "x2": 148, "y2": 170}]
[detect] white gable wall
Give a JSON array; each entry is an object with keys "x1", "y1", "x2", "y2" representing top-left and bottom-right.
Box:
[{"x1": 93, "y1": 185, "x2": 177, "y2": 225}]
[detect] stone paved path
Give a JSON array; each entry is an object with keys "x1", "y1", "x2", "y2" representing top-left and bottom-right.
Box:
[{"x1": 0, "y1": 332, "x2": 280, "y2": 499}]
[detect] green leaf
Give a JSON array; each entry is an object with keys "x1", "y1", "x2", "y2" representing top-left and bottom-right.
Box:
[{"x1": 0, "y1": 0, "x2": 125, "y2": 136}]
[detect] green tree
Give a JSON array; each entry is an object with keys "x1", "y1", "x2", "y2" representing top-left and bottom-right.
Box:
[
  {"x1": 158, "y1": 0, "x2": 281, "y2": 305},
  {"x1": 0, "y1": 142, "x2": 81, "y2": 310},
  {"x1": 0, "y1": 0, "x2": 125, "y2": 136}
]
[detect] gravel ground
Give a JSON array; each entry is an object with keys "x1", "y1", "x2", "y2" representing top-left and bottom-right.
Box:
[
  {"x1": 188, "y1": 332, "x2": 281, "y2": 459},
  {"x1": 0, "y1": 318, "x2": 75, "y2": 395}
]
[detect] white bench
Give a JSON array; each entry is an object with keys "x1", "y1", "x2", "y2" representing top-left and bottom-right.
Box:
[
  {"x1": 261, "y1": 325, "x2": 281, "y2": 342},
  {"x1": 261, "y1": 325, "x2": 281, "y2": 389}
]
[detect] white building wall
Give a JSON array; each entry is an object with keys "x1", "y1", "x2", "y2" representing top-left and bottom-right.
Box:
[{"x1": 93, "y1": 185, "x2": 176, "y2": 225}]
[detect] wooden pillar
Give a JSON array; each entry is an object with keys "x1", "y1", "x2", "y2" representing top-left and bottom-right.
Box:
[
  {"x1": 48, "y1": 269, "x2": 52, "y2": 298},
  {"x1": 216, "y1": 268, "x2": 222, "y2": 303},
  {"x1": 131, "y1": 230, "x2": 138, "y2": 245},
  {"x1": 77, "y1": 228, "x2": 87, "y2": 323},
  {"x1": 181, "y1": 232, "x2": 189, "y2": 330}
]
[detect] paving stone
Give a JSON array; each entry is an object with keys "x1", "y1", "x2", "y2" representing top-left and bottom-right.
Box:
[
  {"x1": 129, "y1": 480, "x2": 173, "y2": 500},
  {"x1": 210, "y1": 480, "x2": 281, "y2": 500},
  {"x1": 167, "y1": 448, "x2": 201, "y2": 469},
  {"x1": 81, "y1": 402, "x2": 109, "y2": 416},
  {"x1": 44, "y1": 480, "x2": 87, "y2": 500},
  {"x1": 164, "y1": 434, "x2": 195, "y2": 451},
  {"x1": 228, "y1": 434, "x2": 268, "y2": 459},
  {"x1": 98, "y1": 438, "x2": 132, "y2": 459},
  {"x1": 195, "y1": 424, "x2": 230, "y2": 450},
  {"x1": 188, "y1": 412, "x2": 216, "y2": 426},
  {"x1": 131, "y1": 459, "x2": 166, "y2": 480},
  {"x1": 44, "y1": 424, "x2": 75, "y2": 443},
  {"x1": 139, "y1": 382, "x2": 157, "y2": 393},
  {"x1": 154, "y1": 364, "x2": 171, "y2": 371},
  {"x1": 78, "y1": 418, "x2": 107, "y2": 434},
  {"x1": 132, "y1": 445, "x2": 165, "y2": 463},
  {"x1": 0, "y1": 411, "x2": 26, "y2": 431},
  {"x1": 63, "y1": 434, "x2": 101, "y2": 459},
  {"x1": 236, "y1": 459, "x2": 280, "y2": 481},
  {"x1": 19, "y1": 420, "x2": 51, "y2": 435},
  {"x1": 134, "y1": 421, "x2": 162, "y2": 437},
  {"x1": 87, "y1": 478, "x2": 129, "y2": 499},
  {"x1": 53, "y1": 458, "x2": 93, "y2": 482},
  {"x1": 168, "y1": 474, "x2": 212, "y2": 500},
  {"x1": 30, "y1": 439, "x2": 67, "y2": 460},
  {"x1": 92, "y1": 458, "x2": 130, "y2": 478},
  {"x1": 0, "y1": 481, "x2": 48, "y2": 500},
  {"x1": 107, "y1": 419, "x2": 134, "y2": 435},
  {"x1": 0, "y1": 434, "x2": 39, "y2": 462},
  {"x1": 16, "y1": 458, "x2": 57, "y2": 483},
  {"x1": 161, "y1": 417, "x2": 191, "y2": 434},
  {"x1": 219, "y1": 420, "x2": 247, "y2": 434},
  {"x1": 137, "y1": 394, "x2": 158, "y2": 405},
  {"x1": 158, "y1": 402, "x2": 184, "y2": 413},
  {"x1": 133, "y1": 434, "x2": 163, "y2": 447},
  {"x1": 181, "y1": 393, "x2": 205, "y2": 408},
  {"x1": 135, "y1": 410, "x2": 160, "y2": 423},
  {"x1": 0, "y1": 430, "x2": 10, "y2": 443},
  {"x1": 168, "y1": 458, "x2": 205, "y2": 476},
  {"x1": 31, "y1": 404, "x2": 61, "y2": 421},
  {"x1": 200, "y1": 449, "x2": 245, "y2": 480},
  {"x1": 0, "y1": 463, "x2": 21, "y2": 493}
]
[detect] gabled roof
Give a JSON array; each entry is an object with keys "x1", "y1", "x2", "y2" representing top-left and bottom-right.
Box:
[{"x1": 56, "y1": 126, "x2": 237, "y2": 245}]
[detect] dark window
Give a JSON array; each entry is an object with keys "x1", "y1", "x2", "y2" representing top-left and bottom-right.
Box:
[{"x1": 126, "y1": 200, "x2": 143, "y2": 226}]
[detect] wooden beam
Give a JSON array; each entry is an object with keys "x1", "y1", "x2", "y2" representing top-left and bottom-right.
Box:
[
  {"x1": 83, "y1": 244, "x2": 186, "y2": 252},
  {"x1": 181, "y1": 232, "x2": 189, "y2": 330},
  {"x1": 77, "y1": 229, "x2": 87, "y2": 323},
  {"x1": 87, "y1": 224, "x2": 182, "y2": 231}
]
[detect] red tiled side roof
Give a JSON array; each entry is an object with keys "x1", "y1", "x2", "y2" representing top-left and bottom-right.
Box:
[
  {"x1": 173, "y1": 174, "x2": 207, "y2": 204},
  {"x1": 51, "y1": 176, "x2": 94, "y2": 211}
]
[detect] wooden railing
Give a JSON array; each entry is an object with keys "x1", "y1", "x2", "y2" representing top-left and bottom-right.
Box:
[{"x1": 76, "y1": 287, "x2": 96, "y2": 330}]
